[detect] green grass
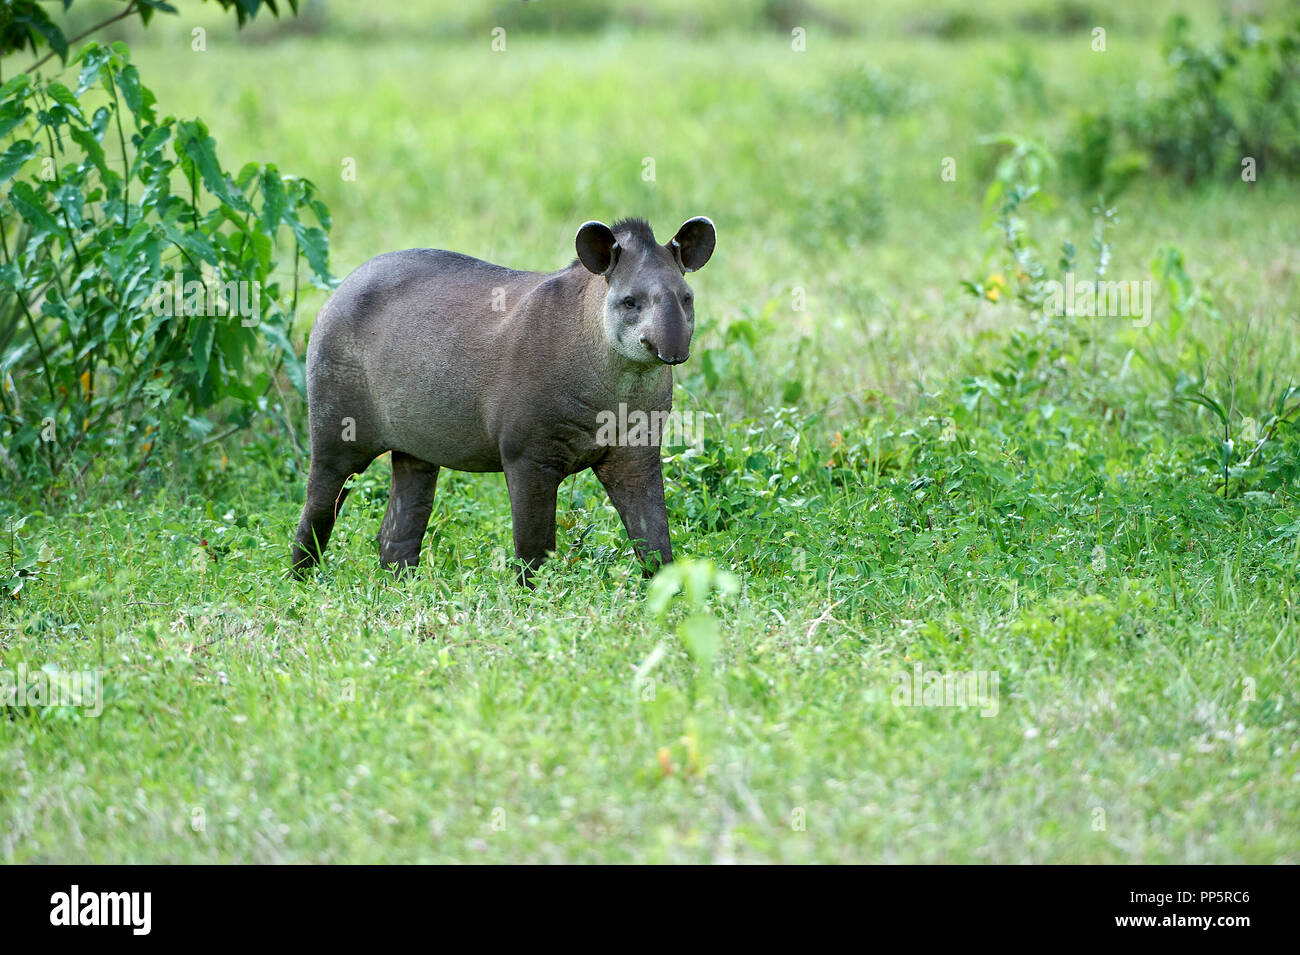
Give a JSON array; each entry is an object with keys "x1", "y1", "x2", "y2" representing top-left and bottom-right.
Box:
[{"x1": 2, "y1": 1, "x2": 1298, "y2": 862}]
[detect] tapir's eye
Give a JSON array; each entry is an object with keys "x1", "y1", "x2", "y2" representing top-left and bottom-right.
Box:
[
  {"x1": 682, "y1": 293, "x2": 693, "y2": 306},
  {"x1": 621, "y1": 296, "x2": 638, "y2": 309}
]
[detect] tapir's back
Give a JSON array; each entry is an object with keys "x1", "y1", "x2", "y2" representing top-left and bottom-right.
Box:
[
  {"x1": 313, "y1": 248, "x2": 543, "y2": 345},
  {"x1": 306, "y1": 248, "x2": 551, "y2": 470}
]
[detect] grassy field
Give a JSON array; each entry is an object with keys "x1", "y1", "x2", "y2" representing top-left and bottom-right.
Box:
[{"x1": 2, "y1": 0, "x2": 1298, "y2": 862}]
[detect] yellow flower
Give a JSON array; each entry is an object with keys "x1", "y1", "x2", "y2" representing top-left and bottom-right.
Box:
[{"x1": 985, "y1": 272, "x2": 1007, "y2": 302}]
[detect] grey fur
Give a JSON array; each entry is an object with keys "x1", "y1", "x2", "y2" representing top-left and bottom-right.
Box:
[{"x1": 290, "y1": 216, "x2": 716, "y2": 584}]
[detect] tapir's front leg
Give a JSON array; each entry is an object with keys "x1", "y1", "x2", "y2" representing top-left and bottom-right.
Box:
[
  {"x1": 594, "y1": 448, "x2": 673, "y2": 575},
  {"x1": 503, "y1": 458, "x2": 562, "y2": 587}
]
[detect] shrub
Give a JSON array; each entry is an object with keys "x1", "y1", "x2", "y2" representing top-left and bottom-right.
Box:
[
  {"x1": 0, "y1": 39, "x2": 331, "y2": 487},
  {"x1": 1062, "y1": 15, "x2": 1300, "y2": 188}
]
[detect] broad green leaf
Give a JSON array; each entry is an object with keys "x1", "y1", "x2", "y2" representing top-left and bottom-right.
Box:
[
  {"x1": 116, "y1": 65, "x2": 145, "y2": 119},
  {"x1": 0, "y1": 100, "x2": 32, "y2": 140},
  {"x1": 259, "y1": 167, "x2": 286, "y2": 234},
  {"x1": 0, "y1": 140, "x2": 39, "y2": 184},
  {"x1": 53, "y1": 184, "x2": 85, "y2": 230},
  {"x1": 176, "y1": 119, "x2": 252, "y2": 214},
  {"x1": 191, "y1": 315, "x2": 215, "y2": 385},
  {"x1": 8, "y1": 181, "x2": 63, "y2": 238},
  {"x1": 40, "y1": 284, "x2": 82, "y2": 334},
  {"x1": 259, "y1": 321, "x2": 305, "y2": 393},
  {"x1": 74, "y1": 42, "x2": 112, "y2": 94},
  {"x1": 68, "y1": 125, "x2": 109, "y2": 178},
  {"x1": 45, "y1": 83, "x2": 85, "y2": 124},
  {"x1": 0, "y1": 74, "x2": 32, "y2": 100},
  {"x1": 289, "y1": 222, "x2": 331, "y2": 286},
  {"x1": 159, "y1": 221, "x2": 219, "y2": 266}
]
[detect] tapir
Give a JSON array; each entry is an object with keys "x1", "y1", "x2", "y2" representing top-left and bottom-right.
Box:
[{"x1": 290, "y1": 216, "x2": 717, "y2": 583}]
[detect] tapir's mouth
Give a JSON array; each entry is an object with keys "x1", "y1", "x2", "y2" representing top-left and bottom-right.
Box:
[{"x1": 657, "y1": 353, "x2": 689, "y2": 365}]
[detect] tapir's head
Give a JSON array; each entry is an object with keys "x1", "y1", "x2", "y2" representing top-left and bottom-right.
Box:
[{"x1": 575, "y1": 216, "x2": 716, "y2": 366}]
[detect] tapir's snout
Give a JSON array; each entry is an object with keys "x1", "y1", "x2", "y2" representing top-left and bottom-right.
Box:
[
  {"x1": 639, "y1": 335, "x2": 690, "y2": 365},
  {"x1": 640, "y1": 299, "x2": 693, "y2": 365}
]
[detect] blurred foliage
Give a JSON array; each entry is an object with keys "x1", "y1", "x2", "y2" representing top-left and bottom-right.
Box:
[
  {"x1": 1059, "y1": 15, "x2": 1300, "y2": 190},
  {"x1": 1139, "y1": 15, "x2": 1300, "y2": 182}
]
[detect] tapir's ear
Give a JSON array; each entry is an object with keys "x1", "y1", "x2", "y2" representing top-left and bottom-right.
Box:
[
  {"x1": 668, "y1": 216, "x2": 716, "y2": 273},
  {"x1": 575, "y1": 220, "x2": 619, "y2": 276}
]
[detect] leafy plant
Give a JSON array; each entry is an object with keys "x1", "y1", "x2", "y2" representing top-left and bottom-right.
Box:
[
  {"x1": 1048, "y1": 17, "x2": 1300, "y2": 189},
  {"x1": 0, "y1": 38, "x2": 331, "y2": 486},
  {"x1": 1173, "y1": 363, "x2": 1300, "y2": 497},
  {"x1": 1059, "y1": 110, "x2": 1147, "y2": 200},
  {"x1": 2, "y1": 511, "x2": 58, "y2": 600},
  {"x1": 1136, "y1": 249, "x2": 1300, "y2": 496}
]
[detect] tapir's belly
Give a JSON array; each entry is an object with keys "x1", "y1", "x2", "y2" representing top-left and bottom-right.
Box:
[{"x1": 387, "y1": 417, "x2": 504, "y2": 473}]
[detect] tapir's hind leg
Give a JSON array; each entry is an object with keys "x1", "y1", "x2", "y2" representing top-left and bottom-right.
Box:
[
  {"x1": 291, "y1": 449, "x2": 377, "y2": 578},
  {"x1": 377, "y1": 451, "x2": 440, "y2": 573}
]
